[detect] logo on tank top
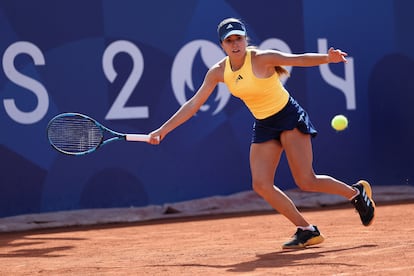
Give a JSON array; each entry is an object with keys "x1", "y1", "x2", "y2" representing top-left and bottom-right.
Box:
[{"x1": 236, "y1": 74, "x2": 243, "y2": 83}]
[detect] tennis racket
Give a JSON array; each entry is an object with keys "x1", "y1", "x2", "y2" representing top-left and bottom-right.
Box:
[{"x1": 47, "y1": 112, "x2": 155, "y2": 156}]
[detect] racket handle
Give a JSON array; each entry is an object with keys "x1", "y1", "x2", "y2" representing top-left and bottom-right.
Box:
[
  {"x1": 125, "y1": 134, "x2": 160, "y2": 143},
  {"x1": 125, "y1": 134, "x2": 151, "y2": 142}
]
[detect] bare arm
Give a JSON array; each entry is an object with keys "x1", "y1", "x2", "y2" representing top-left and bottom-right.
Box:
[
  {"x1": 258, "y1": 47, "x2": 348, "y2": 67},
  {"x1": 148, "y1": 64, "x2": 222, "y2": 144}
]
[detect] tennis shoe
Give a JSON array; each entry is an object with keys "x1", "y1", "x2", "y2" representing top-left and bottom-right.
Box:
[
  {"x1": 282, "y1": 226, "x2": 325, "y2": 249},
  {"x1": 351, "y1": 180, "x2": 375, "y2": 226}
]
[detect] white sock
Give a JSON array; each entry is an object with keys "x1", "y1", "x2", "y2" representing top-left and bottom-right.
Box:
[
  {"x1": 349, "y1": 187, "x2": 360, "y2": 200},
  {"x1": 298, "y1": 225, "x2": 315, "y2": 232}
]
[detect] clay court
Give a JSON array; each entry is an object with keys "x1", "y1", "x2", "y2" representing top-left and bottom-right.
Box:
[{"x1": 1, "y1": 201, "x2": 413, "y2": 275}]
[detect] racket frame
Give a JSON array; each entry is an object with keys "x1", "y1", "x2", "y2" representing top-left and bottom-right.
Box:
[{"x1": 47, "y1": 112, "x2": 150, "y2": 156}]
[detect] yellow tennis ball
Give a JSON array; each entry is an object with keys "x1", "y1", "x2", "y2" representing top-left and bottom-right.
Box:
[{"x1": 331, "y1": 115, "x2": 348, "y2": 131}]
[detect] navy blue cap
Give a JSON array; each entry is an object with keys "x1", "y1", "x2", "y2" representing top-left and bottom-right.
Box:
[{"x1": 218, "y1": 20, "x2": 246, "y2": 42}]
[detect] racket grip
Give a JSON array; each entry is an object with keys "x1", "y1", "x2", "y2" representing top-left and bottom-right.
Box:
[{"x1": 125, "y1": 134, "x2": 151, "y2": 142}]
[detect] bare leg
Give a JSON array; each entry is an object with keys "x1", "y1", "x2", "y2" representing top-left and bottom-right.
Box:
[
  {"x1": 281, "y1": 128, "x2": 357, "y2": 199},
  {"x1": 250, "y1": 140, "x2": 310, "y2": 227}
]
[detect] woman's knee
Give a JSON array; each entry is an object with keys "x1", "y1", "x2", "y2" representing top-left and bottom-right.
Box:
[{"x1": 252, "y1": 179, "x2": 273, "y2": 195}]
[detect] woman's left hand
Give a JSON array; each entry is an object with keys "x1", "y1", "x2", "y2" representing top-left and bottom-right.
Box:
[{"x1": 328, "y1": 47, "x2": 348, "y2": 63}]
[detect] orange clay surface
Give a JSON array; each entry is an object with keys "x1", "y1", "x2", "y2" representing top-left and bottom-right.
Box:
[{"x1": 1, "y1": 202, "x2": 413, "y2": 275}]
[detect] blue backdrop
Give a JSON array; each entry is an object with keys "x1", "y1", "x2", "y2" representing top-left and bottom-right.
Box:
[{"x1": 1, "y1": 0, "x2": 413, "y2": 217}]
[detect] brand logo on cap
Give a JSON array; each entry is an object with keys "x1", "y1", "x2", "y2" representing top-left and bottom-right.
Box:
[{"x1": 218, "y1": 20, "x2": 247, "y2": 42}]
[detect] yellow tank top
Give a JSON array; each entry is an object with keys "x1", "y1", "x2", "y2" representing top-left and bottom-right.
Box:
[{"x1": 224, "y1": 50, "x2": 289, "y2": 119}]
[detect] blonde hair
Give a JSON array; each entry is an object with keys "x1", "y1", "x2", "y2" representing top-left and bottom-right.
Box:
[{"x1": 274, "y1": 66, "x2": 290, "y2": 77}]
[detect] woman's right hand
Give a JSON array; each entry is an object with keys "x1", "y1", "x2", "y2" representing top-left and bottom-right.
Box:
[{"x1": 148, "y1": 129, "x2": 163, "y2": 145}]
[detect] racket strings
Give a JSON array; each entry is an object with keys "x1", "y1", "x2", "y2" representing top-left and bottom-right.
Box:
[{"x1": 48, "y1": 115, "x2": 103, "y2": 154}]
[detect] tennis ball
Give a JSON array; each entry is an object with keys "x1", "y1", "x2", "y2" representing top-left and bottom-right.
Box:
[{"x1": 331, "y1": 115, "x2": 348, "y2": 131}]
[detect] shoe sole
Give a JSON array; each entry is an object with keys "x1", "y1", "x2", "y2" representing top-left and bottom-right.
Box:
[
  {"x1": 358, "y1": 180, "x2": 376, "y2": 226},
  {"x1": 305, "y1": 234, "x2": 325, "y2": 246},
  {"x1": 282, "y1": 234, "x2": 325, "y2": 250}
]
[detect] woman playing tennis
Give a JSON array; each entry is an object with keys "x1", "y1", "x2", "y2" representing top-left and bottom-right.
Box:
[{"x1": 149, "y1": 18, "x2": 375, "y2": 249}]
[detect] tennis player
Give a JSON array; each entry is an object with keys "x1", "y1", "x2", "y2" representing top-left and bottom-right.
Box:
[{"x1": 149, "y1": 18, "x2": 375, "y2": 249}]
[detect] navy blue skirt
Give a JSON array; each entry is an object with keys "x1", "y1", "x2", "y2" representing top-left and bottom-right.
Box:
[{"x1": 252, "y1": 97, "x2": 317, "y2": 143}]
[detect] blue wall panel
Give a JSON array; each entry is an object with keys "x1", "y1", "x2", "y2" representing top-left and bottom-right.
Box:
[{"x1": 0, "y1": 0, "x2": 412, "y2": 217}]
